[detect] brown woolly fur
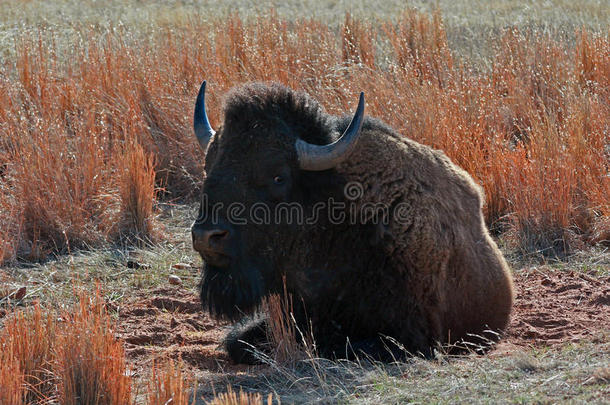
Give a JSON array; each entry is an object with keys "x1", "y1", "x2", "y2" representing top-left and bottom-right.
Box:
[
  {"x1": 338, "y1": 116, "x2": 514, "y2": 352},
  {"x1": 194, "y1": 82, "x2": 514, "y2": 363}
]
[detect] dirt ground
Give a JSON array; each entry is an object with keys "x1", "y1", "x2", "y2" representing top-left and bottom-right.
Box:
[
  {"x1": 506, "y1": 269, "x2": 609, "y2": 346},
  {"x1": 114, "y1": 267, "x2": 610, "y2": 375},
  {"x1": 114, "y1": 287, "x2": 242, "y2": 376}
]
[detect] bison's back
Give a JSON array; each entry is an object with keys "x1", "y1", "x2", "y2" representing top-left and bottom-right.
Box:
[{"x1": 337, "y1": 116, "x2": 514, "y2": 348}]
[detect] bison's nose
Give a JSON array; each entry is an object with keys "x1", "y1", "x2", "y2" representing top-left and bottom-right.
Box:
[
  {"x1": 202, "y1": 229, "x2": 229, "y2": 250},
  {"x1": 192, "y1": 223, "x2": 233, "y2": 268}
]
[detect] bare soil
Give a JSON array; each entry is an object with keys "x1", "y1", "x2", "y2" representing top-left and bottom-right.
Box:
[
  {"x1": 114, "y1": 287, "x2": 250, "y2": 377},
  {"x1": 506, "y1": 268, "x2": 609, "y2": 347},
  {"x1": 114, "y1": 267, "x2": 610, "y2": 373}
]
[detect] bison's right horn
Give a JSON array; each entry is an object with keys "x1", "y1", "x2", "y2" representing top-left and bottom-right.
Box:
[
  {"x1": 194, "y1": 80, "x2": 216, "y2": 150},
  {"x1": 296, "y1": 92, "x2": 365, "y2": 171}
]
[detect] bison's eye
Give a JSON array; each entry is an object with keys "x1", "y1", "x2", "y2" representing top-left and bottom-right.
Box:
[{"x1": 273, "y1": 175, "x2": 285, "y2": 185}]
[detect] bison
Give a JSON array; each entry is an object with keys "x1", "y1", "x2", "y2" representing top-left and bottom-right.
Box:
[{"x1": 191, "y1": 81, "x2": 514, "y2": 364}]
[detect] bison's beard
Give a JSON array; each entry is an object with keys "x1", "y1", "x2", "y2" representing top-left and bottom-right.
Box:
[{"x1": 199, "y1": 263, "x2": 265, "y2": 321}]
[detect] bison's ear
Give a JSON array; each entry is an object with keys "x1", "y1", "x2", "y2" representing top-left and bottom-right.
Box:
[
  {"x1": 194, "y1": 80, "x2": 216, "y2": 151},
  {"x1": 296, "y1": 92, "x2": 365, "y2": 171}
]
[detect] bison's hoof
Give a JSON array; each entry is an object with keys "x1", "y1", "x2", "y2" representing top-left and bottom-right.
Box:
[{"x1": 224, "y1": 316, "x2": 269, "y2": 365}]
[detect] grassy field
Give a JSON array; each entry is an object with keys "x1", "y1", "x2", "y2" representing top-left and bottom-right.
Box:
[
  {"x1": 1, "y1": 1, "x2": 608, "y2": 262},
  {"x1": 0, "y1": 0, "x2": 609, "y2": 403},
  {"x1": 0, "y1": 0, "x2": 606, "y2": 65},
  {"x1": 1, "y1": 219, "x2": 608, "y2": 403}
]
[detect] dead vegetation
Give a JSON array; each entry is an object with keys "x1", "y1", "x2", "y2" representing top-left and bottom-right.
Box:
[
  {"x1": 0, "y1": 9, "x2": 607, "y2": 264},
  {"x1": 147, "y1": 359, "x2": 196, "y2": 405},
  {"x1": 0, "y1": 292, "x2": 131, "y2": 404},
  {"x1": 0, "y1": 289, "x2": 278, "y2": 404},
  {"x1": 207, "y1": 387, "x2": 275, "y2": 405}
]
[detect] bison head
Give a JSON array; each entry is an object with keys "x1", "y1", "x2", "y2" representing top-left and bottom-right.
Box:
[{"x1": 191, "y1": 81, "x2": 365, "y2": 320}]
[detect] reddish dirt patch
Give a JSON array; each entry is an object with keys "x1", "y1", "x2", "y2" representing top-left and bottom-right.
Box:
[
  {"x1": 115, "y1": 268, "x2": 609, "y2": 372},
  {"x1": 505, "y1": 268, "x2": 610, "y2": 347},
  {"x1": 115, "y1": 287, "x2": 250, "y2": 375}
]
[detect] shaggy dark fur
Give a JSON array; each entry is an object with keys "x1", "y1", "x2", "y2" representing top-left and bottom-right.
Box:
[{"x1": 193, "y1": 83, "x2": 514, "y2": 363}]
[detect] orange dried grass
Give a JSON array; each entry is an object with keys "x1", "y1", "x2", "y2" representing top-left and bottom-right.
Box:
[
  {"x1": 0, "y1": 351, "x2": 24, "y2": 405},
  {"x1": 383, "y1": 9, "x2": 453, "y2": 88},
  {"x1": 0, "y1": 10, "x2": 608, "y2": 262},
  {"x1": 0, "y1": 305, "x2": 56, "y2": 404},
  {"x1": 147, "y1": 359, "x2": 195, "y2": 405},
  {"x1": 264, "y1": 292, "x2": 302, "y2": 365},
  {"x1": 0, "y1": 291, "x2": 132, "y2": 404},
  {"x1": 263, "y1": 279, "x2": 316, "y2": 365},
  {"x1": 342, "y1": 12, "x2": 376, "y2": 69},
  {"x1": 0, "y1": 304, "x2": 55, "y2": 404},
  {"x1": 118, "y1": 140, "x2": 158, "y2": 245},
  {"x1": 208, "y1": 386, "x2": 275, "y2": 405},
  {"x1": 55, "y1": 290, "x2": 132, "y2": 405}
]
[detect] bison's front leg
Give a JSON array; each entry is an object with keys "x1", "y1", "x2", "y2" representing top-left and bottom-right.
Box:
[{"x1": 225, "y1": 315, "x2": 269, "y2": 364}]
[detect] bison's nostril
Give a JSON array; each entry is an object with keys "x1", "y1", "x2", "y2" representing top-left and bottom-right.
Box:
[
  {"x1": 206, "y1": 229, "x2": 229, "y2": 248},
  {"x1": 192, "y1": 227, "x2": 230, "y2": 251},
  {"x1": 192, "y1": 227, "x2": 233, "y2": 268},
  {"x1": 192, "y1": 226, "x2": 233, "y2": 267}
]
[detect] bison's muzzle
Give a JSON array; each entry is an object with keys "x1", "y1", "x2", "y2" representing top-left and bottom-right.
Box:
[{"x1": 192, "y1": 219, "x2": 235, "y2": 268}]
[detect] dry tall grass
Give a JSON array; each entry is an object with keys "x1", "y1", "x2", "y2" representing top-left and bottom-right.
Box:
[
  {"x1": 263, "y1": 279, "x2": 317, "y2": 365},
  {"x1": 0, "y1": 292, "x2": 132, "y2": 404},
  {"x1": 0, "y1": 9, "x2": 607, "y2": 262},
  {"x1": 263, "y1": 292, "x2": 303, "y2": 365},
  {"x1": 0, "y1": 295, "x2": 285, "y2": 404},
  {"x1": 55, "y1": 291, "x2": 132, "y2": 405},
  {"x1": 147, "y1": 359, "x2": 195, "y2": 405},
  {"x1": 118, "y1": 140, "x2": 158, "y2": 245},
  {"x1": 0, "y1": 305, "x2": 56, "y2": 403},
  {"x1": 0, "y1": 353, "x2": 24, "y2": 405},
  {"x1": 0, "y1": 291, "x2": 207, "y2": 404},
  {"x1": 208, "y1": 386, "x2": 275, "y2": 405}
]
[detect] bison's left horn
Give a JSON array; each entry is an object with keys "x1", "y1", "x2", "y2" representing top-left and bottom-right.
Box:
[
  {"x1": 194, "y1": 80, "x2": 216, "y2": 150},
  {"x1": 296, "y1": 92, "x2": 365, "y2": 171}
]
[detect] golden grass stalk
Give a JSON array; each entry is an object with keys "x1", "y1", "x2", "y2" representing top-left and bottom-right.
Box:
[
  {"x1": 0, "y1": 338, "x2": 25, "y2": 405},
  {"x1": 147, "y1": 359, "x2": 195, "y2": 405},
  {"x1": 54, "y1": 290, "x2": 132, "y2": 405},
  {"x1": 0, "y1": 10, "x2": 607, "y2": 262},
  {"x1": 0, "y1": 304, "x2": 56, "y2": 403},
  {"x1": 263, "y1": 279, "x2": 316, "y2": 365},
  {"x1": 118, "y1": 140, "x2": 158, "y2": 245},
  {"x1": 208, "y1": 386, "x2": 275, "y2": 405},
  {"x1": 264, "y1": 292, "x2": 301, "y2": 365}
]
